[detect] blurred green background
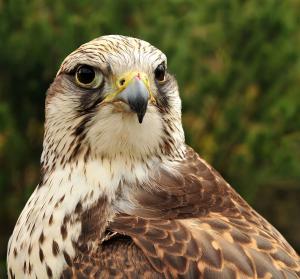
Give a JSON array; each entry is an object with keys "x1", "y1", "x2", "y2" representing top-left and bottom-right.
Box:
[{"x1": 1, "y1": 0, "x2": 300, "y2": 276}]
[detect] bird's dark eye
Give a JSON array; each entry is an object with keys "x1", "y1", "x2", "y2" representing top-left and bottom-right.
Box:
[
  {"x1": 154, "y1": 63, "x2": 166, "y2": 82},
  {"x1": 75, "y1": 65, "x2": 103, "y2": 88}
]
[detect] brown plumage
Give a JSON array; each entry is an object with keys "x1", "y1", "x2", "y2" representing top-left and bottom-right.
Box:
[
  {"x1": 63, "y1": 147, "x2": 300, "y2": 278},
  {"x1": 7, "y1": 35, "x2": 300, "y2": 279}
]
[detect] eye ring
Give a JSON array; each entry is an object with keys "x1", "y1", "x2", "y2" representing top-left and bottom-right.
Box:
[
  {"x1": 154, "y1": 63, "x2": 166, "y2": 82},
  {"x1": 75, "y1": 65, "x2": 103, "y2": 89}
]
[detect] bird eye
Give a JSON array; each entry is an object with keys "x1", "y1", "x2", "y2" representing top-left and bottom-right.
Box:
[
  {"x1": 154, "y1": 63, "x2": 166, "y2": 82},
  {"x1": 75, "y1": 65, "x2": 103, "y2": 89}
]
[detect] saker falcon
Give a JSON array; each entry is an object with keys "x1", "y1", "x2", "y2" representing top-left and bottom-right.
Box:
[{"x1": 7, "y1": 35, "x2": 300, "y2": 278}]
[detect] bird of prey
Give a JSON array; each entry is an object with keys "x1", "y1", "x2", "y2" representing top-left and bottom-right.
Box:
[{"x1": 7, "y1": 35, "x2": 300, "y2": 279}]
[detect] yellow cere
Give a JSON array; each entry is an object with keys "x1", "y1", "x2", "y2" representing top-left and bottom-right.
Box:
[{"x1": 103, "y1": 71, "x2": 156, "y2": 104}]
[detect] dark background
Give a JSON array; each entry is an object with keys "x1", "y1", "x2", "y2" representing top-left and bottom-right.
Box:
[{"x1": 1, "y1": 0, "x2": 300, "y2": 277}]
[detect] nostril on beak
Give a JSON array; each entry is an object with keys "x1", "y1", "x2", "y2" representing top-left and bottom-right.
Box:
[{"x1": 119, "y1": 78, "x2": 126, "y2": 86}]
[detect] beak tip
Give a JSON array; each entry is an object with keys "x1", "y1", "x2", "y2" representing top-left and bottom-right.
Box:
[{"x1": 137, "y1": 113, "x2": 145, "y2": 124}]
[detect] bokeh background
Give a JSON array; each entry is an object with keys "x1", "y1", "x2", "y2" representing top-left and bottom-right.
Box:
[{"x1": 1, "y1": 0, "x2": 300, "y2": 276}]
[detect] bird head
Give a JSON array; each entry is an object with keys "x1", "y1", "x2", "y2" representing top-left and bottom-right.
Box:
[{"x1": 43, "y1": 35, "x2": 184, "y2": 166}]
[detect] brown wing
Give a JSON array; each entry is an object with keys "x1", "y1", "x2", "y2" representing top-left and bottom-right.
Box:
[
  {"x1": 60, "y1": 199, "x2": 163, "y2": 279},
  {"x1": 108, "y1": 146, "x2": 300, "y2": 278},
  {"x1": 62, "y1": 146, "x2": 300, "y2": 278},
  {"x1": 111, "y1": 214, "x2": 300, "y2": 278},
  {"x1": 61, "y1": 235, "x2": 163, "y2": 278}
]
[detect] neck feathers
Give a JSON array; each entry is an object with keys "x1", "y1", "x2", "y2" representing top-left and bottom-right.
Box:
[{"x1": 7, "y1": 154, "x2": 169, "y2": 278}]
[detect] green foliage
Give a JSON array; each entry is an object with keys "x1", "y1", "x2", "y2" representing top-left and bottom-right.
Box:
[{"x1": 1, "y1": 0, "x2": 300, "y2": 276}]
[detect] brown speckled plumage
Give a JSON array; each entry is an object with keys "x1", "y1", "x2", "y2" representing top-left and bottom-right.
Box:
[{"x1": 7, "y1": 35, "x2": 300, "y2": 278}]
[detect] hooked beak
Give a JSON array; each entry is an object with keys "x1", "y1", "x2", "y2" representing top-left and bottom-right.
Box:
[
  {"x1": 104, "y1": 72, "x2": 154, "y2": 124},
  {"x1": 117, "y1": 76, "x2": 149, "y2": 123}
]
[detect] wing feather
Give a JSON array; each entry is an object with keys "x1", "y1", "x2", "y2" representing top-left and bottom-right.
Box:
[
  {"x1": 64, "y1": 146, "x2": 300, "y2": 278},
  {"x1": 108, "y1": 146, "x2": 300, "y2": 278}
]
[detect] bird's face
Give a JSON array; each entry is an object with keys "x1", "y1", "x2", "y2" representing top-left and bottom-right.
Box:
[{"x1": 44, "y1": 35, "x2": 184, "y2": 164}]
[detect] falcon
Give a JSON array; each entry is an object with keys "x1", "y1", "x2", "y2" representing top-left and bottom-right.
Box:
[{"x1": 7, "y1": 35, "x2": 300, "y2": 278}]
